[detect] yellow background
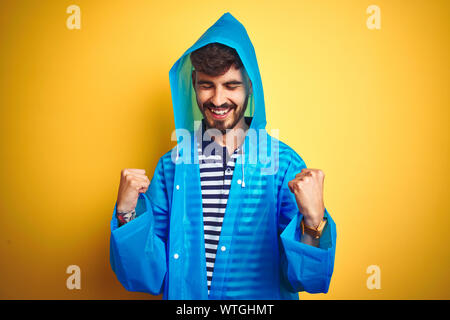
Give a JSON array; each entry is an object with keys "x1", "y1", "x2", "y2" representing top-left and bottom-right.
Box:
[{"x1": 0, "y1": 0, "x2": 448, "y2": 299}]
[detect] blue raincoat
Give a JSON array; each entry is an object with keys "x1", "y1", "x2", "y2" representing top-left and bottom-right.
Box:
[{"x1": 109, "y1": 12, "x2": 337, "y2": 300}]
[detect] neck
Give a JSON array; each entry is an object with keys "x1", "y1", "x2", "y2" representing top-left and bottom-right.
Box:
[{"x1": 205, "y1": 117, "x2": 249, "y2": 153}]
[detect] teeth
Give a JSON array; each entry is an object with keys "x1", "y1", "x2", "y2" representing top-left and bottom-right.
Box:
[{"x1": 210, "y1": 108, "x2": 230, "y2": 115}]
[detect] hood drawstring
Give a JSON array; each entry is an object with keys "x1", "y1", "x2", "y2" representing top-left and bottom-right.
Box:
[{"x1": 241, "y1": 145, "x2": 245, "y2": 188}]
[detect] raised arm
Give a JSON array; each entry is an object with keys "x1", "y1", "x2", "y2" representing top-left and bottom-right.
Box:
[{"x1": 109, "y1": 158, "x2": 170, "y2": 295}]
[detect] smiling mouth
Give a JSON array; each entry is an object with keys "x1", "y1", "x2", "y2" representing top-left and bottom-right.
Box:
[{"x1": 207, "y1": 106, "x2": 233, "y2": 119}]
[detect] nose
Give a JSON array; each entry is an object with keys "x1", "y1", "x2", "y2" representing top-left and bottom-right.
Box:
[{"x1": 211, "y1": 87, "x2": 227, "y2": 107}]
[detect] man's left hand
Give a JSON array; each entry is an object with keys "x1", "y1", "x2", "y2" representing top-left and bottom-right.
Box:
[{"x1": 288, "y1": 168, "x2": 325, "y2": 228}]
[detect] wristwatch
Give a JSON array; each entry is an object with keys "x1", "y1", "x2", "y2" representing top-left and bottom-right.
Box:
[{"x1": 301, "y1": 217, "x2": 327, "y2": 239}]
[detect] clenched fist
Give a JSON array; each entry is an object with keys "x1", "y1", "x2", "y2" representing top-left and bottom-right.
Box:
[
  {"x1": 288, "y1": 168, "x2": 325, "y2": 229},
  {"x1": 116, "y1": 168, "x2": 150, "y2": 213}
]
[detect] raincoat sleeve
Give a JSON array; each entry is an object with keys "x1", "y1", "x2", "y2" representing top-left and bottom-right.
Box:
[
  {"x1": 278, "y1": 151, "x2": 337, "y2": 294},
  {"x1": 109, "y1": 157, "x2": 169, "y2": 295}
]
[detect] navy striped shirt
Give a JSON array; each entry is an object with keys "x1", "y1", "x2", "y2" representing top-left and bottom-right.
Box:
[{"x1": 198, "y1": 135, "x2": 241, "y2": 295}]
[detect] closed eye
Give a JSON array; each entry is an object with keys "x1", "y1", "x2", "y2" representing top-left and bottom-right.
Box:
[{"x1": 198, "y1": 84, "x2": 239, "y2": 90}]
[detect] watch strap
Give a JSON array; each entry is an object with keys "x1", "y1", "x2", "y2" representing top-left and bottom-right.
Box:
[{"x1": 301, "y1": 217, "x2": 327, "y2": 239}]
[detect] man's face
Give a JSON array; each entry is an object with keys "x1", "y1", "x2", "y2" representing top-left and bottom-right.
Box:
[{"x1": 192, "y1": 65, "x2": 252, "y2": 133}]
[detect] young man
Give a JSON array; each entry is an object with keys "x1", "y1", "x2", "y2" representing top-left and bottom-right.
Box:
[{"x1": 110, "y1": 12, "x2": 336, "y2": 300}]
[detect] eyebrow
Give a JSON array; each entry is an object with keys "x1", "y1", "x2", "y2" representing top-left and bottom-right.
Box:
[{"x1": 197, "y1": 80, "x2": 243, "y2": 85}]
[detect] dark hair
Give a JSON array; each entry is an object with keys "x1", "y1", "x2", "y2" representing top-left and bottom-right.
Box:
[{"x1": 190, "y1": 42, "x2": 244, "y2": 77}]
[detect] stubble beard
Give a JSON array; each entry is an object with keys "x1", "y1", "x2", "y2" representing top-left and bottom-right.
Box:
[{"x1": 201, "y1": 94, "x2": 250, "y2": 135}]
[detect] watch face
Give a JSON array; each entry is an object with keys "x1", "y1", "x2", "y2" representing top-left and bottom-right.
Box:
[{"x1": 305, "y1": 228, "x2": 319, "y2": 238}]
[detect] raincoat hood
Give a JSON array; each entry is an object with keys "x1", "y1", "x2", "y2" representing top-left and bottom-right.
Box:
[
  {"x1": 169, "y1": 12, "x2": 266, "y2": 140},
  {"x1": 110, "y1": 12, "x2": 337, "y2": 300}
]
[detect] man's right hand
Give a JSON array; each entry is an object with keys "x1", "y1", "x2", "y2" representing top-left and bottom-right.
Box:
[{"x1": 116, "y1": 168, "x2": 150, "y2": 213}]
